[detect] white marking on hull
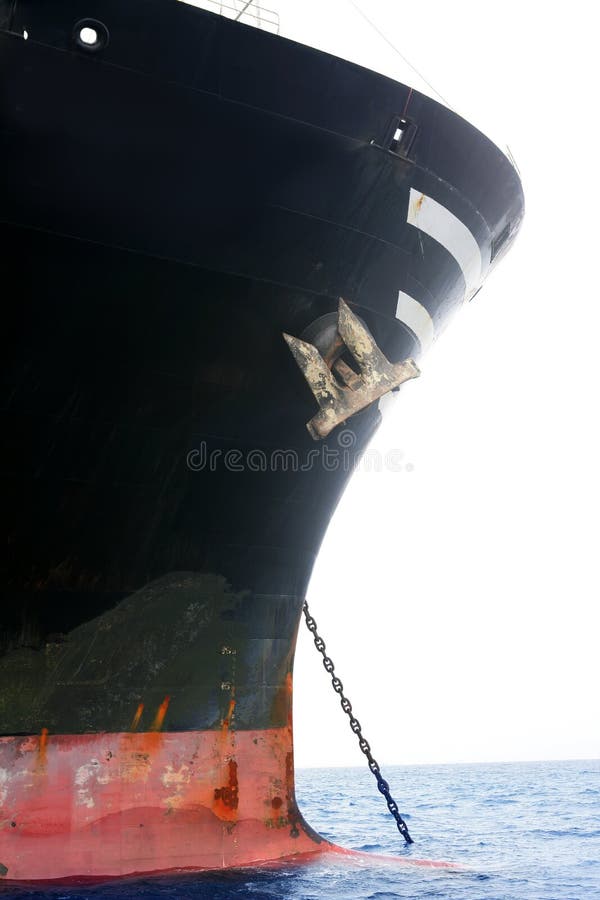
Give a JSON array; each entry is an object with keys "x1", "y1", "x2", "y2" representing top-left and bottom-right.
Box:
[
  {"x1": 395, "y1": 291, "x2": 435, "y2": 354},
  {"x1": 407, "y1": 188, "x2": 483, "y2": 301}
]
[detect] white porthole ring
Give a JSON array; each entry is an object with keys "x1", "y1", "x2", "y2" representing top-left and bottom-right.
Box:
[{"x1": 73, "y1": 18, "x2": 110, "y2": 53}]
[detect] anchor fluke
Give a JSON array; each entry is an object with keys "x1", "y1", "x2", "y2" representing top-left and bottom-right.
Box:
[{"x1": 284, "y1": 299, "x2": 420, "y2": 440}]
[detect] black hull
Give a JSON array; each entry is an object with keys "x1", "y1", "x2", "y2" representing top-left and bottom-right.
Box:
[{"x1": 1, "y1": 1, "x2": 523, "y2": 735}]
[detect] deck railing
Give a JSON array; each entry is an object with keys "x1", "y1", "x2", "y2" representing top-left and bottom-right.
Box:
[{"x1": 177, "y1": 0, "x2": 279, "y2": 34}]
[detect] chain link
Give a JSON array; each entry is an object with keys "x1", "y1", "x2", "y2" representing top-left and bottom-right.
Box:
[{"x1": 302, "y1": 600, "x2": 413, "y2": 844}]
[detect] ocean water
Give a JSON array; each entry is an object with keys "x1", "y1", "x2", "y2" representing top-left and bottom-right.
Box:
[{"x1": 2, "y1": 759, "x2": 598, "y2": 899}]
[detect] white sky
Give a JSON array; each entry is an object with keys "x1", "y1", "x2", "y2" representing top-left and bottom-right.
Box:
[{"x1": 288, "y1": 0, "x2": 600, "y2": 767}]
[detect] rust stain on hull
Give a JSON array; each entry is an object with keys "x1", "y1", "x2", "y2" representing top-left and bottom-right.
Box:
[
  {"x1": 130, "y1": 703, "x2": 144, "y2": 732},
  {"x1": 37, "y1": 728, "x2": 49, "y2": 771},
  {"x1": 212, "y1": 758, "x2": 239, "y2": 821},
  {"x1": 150, "y1": 696, "x2": 170, "y2": 732}
]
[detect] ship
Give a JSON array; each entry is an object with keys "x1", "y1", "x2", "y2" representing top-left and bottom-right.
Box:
[{"x1": 0, "y1": 0, "x2": 524, "y2": 883}]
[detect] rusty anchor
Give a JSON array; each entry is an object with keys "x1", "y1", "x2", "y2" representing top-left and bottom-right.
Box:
[{"x1": 284, "y1": 299, "x2": 420, "y2": 440}]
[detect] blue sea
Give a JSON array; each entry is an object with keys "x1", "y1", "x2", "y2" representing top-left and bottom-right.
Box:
[{"x1": 2, "y1": 760, "x2": 598, "y2": 899}]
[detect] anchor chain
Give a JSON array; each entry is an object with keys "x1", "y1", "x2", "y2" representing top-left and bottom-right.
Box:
[{"x1": 302, "y1": 600, "x2": 413, "y2": 844}]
